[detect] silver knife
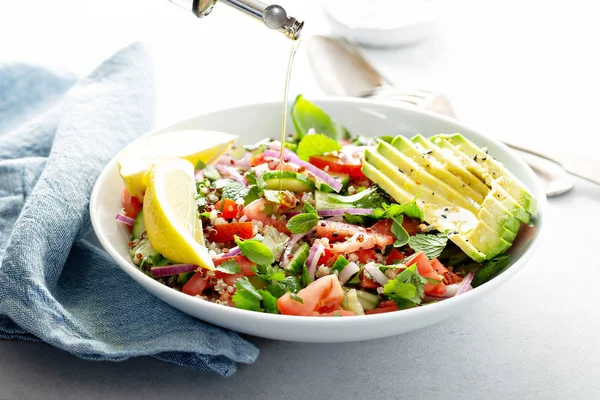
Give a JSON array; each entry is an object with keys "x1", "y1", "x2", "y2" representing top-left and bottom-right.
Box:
[{"x1": 306, "y1": 35, "x2": 600, "y2": 195}]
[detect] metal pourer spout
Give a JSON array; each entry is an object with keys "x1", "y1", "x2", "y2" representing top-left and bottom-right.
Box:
[{"x1": 168, "y1": 0, "x2": 303, "y2": 40}]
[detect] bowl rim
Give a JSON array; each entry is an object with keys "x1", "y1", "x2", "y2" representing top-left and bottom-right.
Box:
[{"x1": 90, "y1": 96, "x2": 546, "y2": 327}]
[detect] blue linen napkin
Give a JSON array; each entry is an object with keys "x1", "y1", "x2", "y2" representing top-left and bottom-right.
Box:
[{"x1": 0, "y1": 43, "x2": 259, "y2": 376}]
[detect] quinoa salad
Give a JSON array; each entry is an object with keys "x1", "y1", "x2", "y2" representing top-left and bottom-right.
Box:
[{"x1": 116, "y1": 95, "x2": 536, "y2": 316}]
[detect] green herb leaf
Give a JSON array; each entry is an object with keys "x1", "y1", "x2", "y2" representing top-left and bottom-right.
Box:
[
  {"x1": 317, "y1": 187, "x2": 387, "y2": 210},
  {"x1": 195, "y1": 160, "x2": 207, "y2": 170},
  {"x1": 296, "y1": 133, "x2": 342, "y2": 161},
  {"x1": 243, "y1": 185, "x2": 262, "y2": 205},
  {"x1": 408, "y1": 233, "x2": 449, "y2": 259},
  {"x1": 232, "y1": 278, "x2": 263, "y2": 312},
  {"x1": 472, "y1": 254, "x2": 511, "y2": 287},
  {"x1": 374, "y1": 190, "x2": 424, "y2": 221},
  {"x1": 286, "y1": 202, "x2": 319, "y2": 234},
  {"x1": 254, "y1": 264, "x2": 286, "y2": 282},
  {"x1": 258, "y1": 290, "x2": 280, "y2": 314},
  {"x1": 383, "y1": 264, "x2": 428, "y2": 309},
  {"x1": 266, "y1": 276, "x2": 302, "y2": 298},
  {"x1": 331, "y1": 255, "x2": 349, "y2": 273},
  {"x1": 290, "y1": 293, "x2": 304, "y2": 304},
  {"x1": 215, "y1": 259, "x2": 242, "y2": 275},
  {"x1": 263, "y1": 190, "x2": 283, "y2": 204},
  {"x1": 199, "y1": 211, "x2": 211, "y2": 219},
  {"x1": 245, "y1": 169, "x2": 257, "y2": 185},
  {"x1": 261, "y1": 225, "x2": 290, "y2": 260},
  {"x1": 235, "y1": 236, "x2": 275, "y2": 265},
  {"x1": 222, "y1": 181, "x2": 247, "y2": 200},
  {"x1": 391, "y1": 216, "x2": 410, "y2": 248},
  {"x1": 291, "y1": 94, "x2": 349, "y2": 141}
]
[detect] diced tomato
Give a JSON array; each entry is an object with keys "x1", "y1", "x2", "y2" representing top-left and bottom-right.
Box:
[
  {"x1": 316, "y1": 220, "x2": 393, "y2": 253},
  {"x1": 318, "y1": 248, "x2": 339, "y2": 267},
  {"x1": 243, "y1": 198, "x2": 291, "y2": 234},
  {"x1": 309, "y1": 155, "x2": 365, "y2": 178},
  {"x1": 214, "y1": 255, "x2": 256, "y2": 277},
  {"x1": 370, "y1": 219, "x2": 393, "y2": 236},
  {"x1": 121, "y1": 188, "x2": 142, "y2": 219},
  {"x1": 277, "y1": 275, "x2": 345, "y2": 316},
  {"x1": 406, "y1": 252, "x2": 447, "y2": 297},
  {"x1": 182, "y1": 271, "x2": 210, "y2": 296},
  {"x1": 358, "y1": 269, "x2": 380, "y2": 289},
  {"x1": 208, "y1": 222, "x2": 253, "y2": 243},
  {"x1": 355, "y1": 248, "x2": 376, "y2": 263},
  {"x1": 182, "y1": 269, "x2": 243, "y2": 297},
  {"x1": 249, "y1": 153, "x2": 267, "y2": 167},
  {"x1": 386, "y1": 248, "x2": 405, "y2": 264},
  {"x1": 402, "y1": 217, "x2": 420, "y2": 236},
  {"x1": 365, "y1": 300, "x2": 399, "y2": 314},
  {"x1": 214, "y1": 199, "x2": 241, "y2": 219},
  {"x1": 431, "y1": 258, "x2": 463, "y2": 285},
  {"x1": 424, "y1": 281, "x2": 447, "y2": 297}
]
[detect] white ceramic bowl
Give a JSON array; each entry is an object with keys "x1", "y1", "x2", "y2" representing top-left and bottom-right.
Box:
[{"x1": 90, "y1": 98, "x2": 546, "y2": 343}]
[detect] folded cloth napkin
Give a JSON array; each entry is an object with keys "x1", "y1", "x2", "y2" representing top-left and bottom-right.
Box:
[{"x1": 0, "y1": 43, "x2": 259, "y2": 376}]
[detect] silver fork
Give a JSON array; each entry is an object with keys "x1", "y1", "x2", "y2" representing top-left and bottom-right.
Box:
[{"x1": 307, "y1": 36, "x2": 576, "y2": 197}]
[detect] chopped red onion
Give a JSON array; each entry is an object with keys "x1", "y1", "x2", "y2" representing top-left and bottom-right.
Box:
[
  {"x1": 306, "y1": 241, "x2": 325, "y2": 281},
  {"x1": 280, "y1": 229, "x2": 315, "y2": 268},
  {"x1": 215, "y1": 246, "x2": 241, "y2": 258},
  {"x1": 215, "y1": 164, "x2": 247, "y2": 186},
  {"x1": 150, "y1": 264, "x2": 198, "y2": 277},
  {"x1": 338, "y1": 262, "x2": 360, "y2": 285},
  {"x1": 455, "y1": 272, "x2": 474, "y2": 296},
  {"x1": 115, "y1": 213, "x2": 135, "y2": 227},
  {"x1": 263, "y1": 149, "x2": 342, "y2": 192},
  {"x1": 364, "y1": 262, "x2": 389, "y2": 286},
  {"x1": 217, "y1": 154, "x2": 251, "y2": 169},
  {"x1": 267, "y1": 142, "x2": 297, "y2": 159}
]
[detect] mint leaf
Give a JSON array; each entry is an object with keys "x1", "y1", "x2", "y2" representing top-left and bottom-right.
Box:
[
  {"x1": 261, "y1": 225, "x2": 290, "y2": 260},
  {"x1": 374, "y1": 191, "x2": 424, "y2": 221},
  {"x1": 317, "y1": 187, "x2": 386, "y2": 210},
  {"x1": 235, "y1": 236, "x2": 275, "y2": 265},
  {"x1": 215, "y1": 259, "x2": 241, "y2": 275},
  {"x1": 232, "y1": 278, "x2": 263, "y2": 312},
  {"x1": 296, "y1": 133, "x2": 342, "y2": 161},
  {"x1": 391, "y1": 216, "x2": 410, "y2": 248},
  {"x1": 291, "y1": 94, "x2": 349, "y2": 141},
  {"x1": 222, "y1": 181, "x2": 247, "y2": 200},
  {"x1": 243, "y1": 185, "x2": 262, "y2": 205},
  {"x1": 266, "y1": 276, "x2": 302, "y2": 298},
  {"x1": 258, "y1": 290, "x2": 280, "y2": 314},
  {"x1": 383, "y1": 264, "x2": 428, "y2": 309},
  {"x1": 408, "y1": 233, "x2": 448, "y2": 259},
  {"x1": 472, "y1": 254, "x2": 511, "y2": 287},
  {"x1": 286, "y1": 202, "x2": 319, "y2": 234},
  {"x1": 245, "y1": 169, "x2": 257, "y2": 185}
]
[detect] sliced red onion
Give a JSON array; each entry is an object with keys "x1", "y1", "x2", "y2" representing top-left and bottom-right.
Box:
[
  {"x1": 195, "y1": 170, "x2": 205, "y2": 182},
  {"x1": 455, "y1": 272, "x2": 474, "y2": 296},
  {"x1": 364, "y1": 262, "x2": 389, "y2": 286},
  {"x1": 217, "y1": 154, "x2": 251, "y2": 169},
  {"x1": 306, "y1": 241, "x2": 325, "y2": 281},
  {"x1": 150, "y1": 264, "x2": 198, "y2": 277},
  {"x1": 115, "y1": 213, "x2": 135, "y2": 227},
  {"x1": 338, "y1": 262, "x2": 360, "y2": 285},
  {"x1": 267, "y1": 142, "x2": 298, "y2": 159},
  {"x1": 263, "y1": 149, "x2": 342, "y2": 193},
  {"x1": 280, "y1": 229, "x2": 314, "y2": 268},
  {"x1": 214, "y1": 164, "x2": 247, "y2": 186},
  {"x1": 252, "y1": 163, "x2": 269, "y2": 179},
  {"x1": 317, "y1": 208, "x2": 374, "y2": 217},
  {"x1": 215, "y1": 246, "x2": 241, "y2": 258}
]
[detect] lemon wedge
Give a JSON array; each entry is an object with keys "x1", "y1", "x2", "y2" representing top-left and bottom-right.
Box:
[
  {"x1": 143, "y1": 158, "x2": 214, "y2": 270},
  {"x1": 118, "y1": 129, "x2": 236, "y2": 199}
]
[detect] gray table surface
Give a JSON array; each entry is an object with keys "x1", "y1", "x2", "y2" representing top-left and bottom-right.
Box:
[{"x1": 2, "y1": 0, "x2": 600, "y2": 399}]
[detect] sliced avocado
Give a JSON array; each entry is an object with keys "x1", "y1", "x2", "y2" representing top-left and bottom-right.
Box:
[
  {"x1": 361, "y1": 161, "x2": 413, "y2": 204},
  {"x1": 440, "y1": 134, "x2": 536, "y2": 215},
  {"x1": 464, "y1": 220, "x2": 512, "y2": 259},
  {"x1": 376, "y1": 141, "x2": 479, "y2": 214},
  {"x1": 391, "y1": 135, "x2": 485, "y2": 204},
  {"x1": 481, "y1": 195, "x2": 522, "y2": 234},
  {"x1": 411, "y1": 135, "x2": 490, "y2": 197},
  {"x1": 447, "y1": 234, "x2": 487, "y2": 263},
  {"x1": 490, "y1": 181, "x2": 530, "y2": 224},
  {"x1": 478, "y1": 207, "x2": 517, "y2": 243}
]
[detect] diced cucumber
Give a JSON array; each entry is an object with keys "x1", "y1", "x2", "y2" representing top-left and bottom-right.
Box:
[
  {"x1": 317, "y1": 173, "x2": 350, "y2": 193},
  {"x1": 131, "y1": 209, "x2": 145, "y2": 240},
  {"x1": 258, "y1": 171, "x2": 315, "y2": 192},
  {"x1": 331, "y1": 255, "x2": 349, "y2": 273},
  {"x1": 342, "y1": 289, "x2": 365, "y2": 315},
  {"x1": 285, "y1": 242, "x2": 310, "y2": 274},
  {"x1": 177, "y1": 272, "x2": 195, "y2": 285},
  {"x1": 131, "y1": 238, "x2": 161, "y2": 267},
  {"x1": 355, "y1": 289, "x2": 380, "y2": 310}
]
